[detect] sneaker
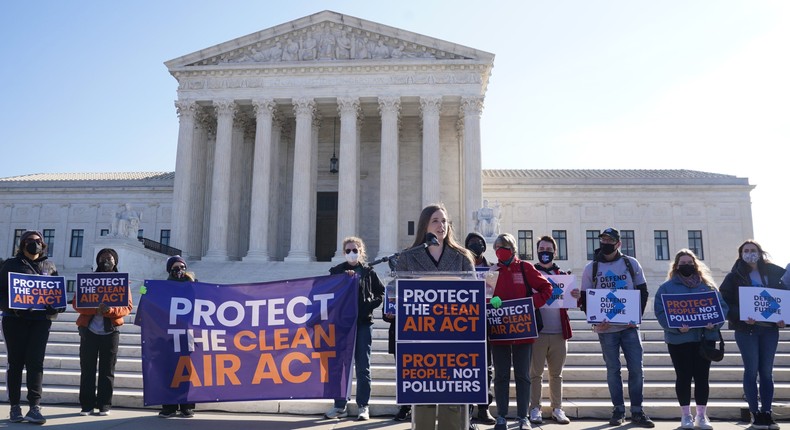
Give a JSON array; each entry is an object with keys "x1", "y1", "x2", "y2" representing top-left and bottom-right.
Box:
[
  {"x1": 98, "y1": 406, "x2": 111, "y2": 416},
  {"x1": 494, "y1": 416, "x2": 508, "y2": 430},
  {"x1": 324, "y1": 406, "x2": 348, "y2": 419},
  {"x1": 181, "y1": 409, "x2": 195, "y2": 418},
  {"x1": 609, "y1": 409, "x2": 626, "y2": 426},
  {"x1": 631, "y1": 411, "x2": 656, "y2": 428},
  {"x1": 158, "y1": 410, "x2": 178, "y2": 418},
  {"x1": 357, "y1": 405, "x2": 369, "y2": 421},
  {"x1": 79, "y1": 408, "x2": 94, "y2": 416},
  {"x1": 476, "y1": 408, "x2": 496, "y2": 425},
  {"x1": 518, "y1": 416, "x2": 532, "y2": 430},
  {"x1": 694, "y1": 414, "x2": 713, "y2": 430},
  {"x1": 529, "y1": 407, "x2": 543, "y2": 424},
  {"x1": 24, "y1": 405, "x2": 46, "y2": 424},
  {"x1": 9, "y1": 405, "x2": 23, "y2": 423},
  {"x1": 394, "y1": 405, "x2": 411, "y2": 421},
  {"x1": 764, "y1": 412, "x2": 779, "y2": 430},
  {"x1": 681, "y1": 414, "x2": 694, "y2": 429},
  {"x1": 552, "y1": 408, "x2": 570, "y2": 424},
  {"x1": 753, "y1": 412, "x2": 770, "y2": 430}
]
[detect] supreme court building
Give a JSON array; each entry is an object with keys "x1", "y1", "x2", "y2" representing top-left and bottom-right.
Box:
[{"x1": 167, "y1": 10, "x2": 494, "y2": 264}]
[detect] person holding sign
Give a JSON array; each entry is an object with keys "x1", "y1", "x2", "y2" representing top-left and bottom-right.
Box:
[
  {"x1": 0, "y1": 230, "x2": 62, "y2": 424},
  {"x1": 72, "y1": 248, "x2": 133, "y2": 416},
  {"x1": 324, "y1": 237, "x2": 385, "y2": 421},
  {"x1": 489, "y1": 233, "x2": 552, "y2": 430},
  {"x1": 578, "y1": 228, "x2": 654, "y2": 428},
  {"x1": 158, "y1": 255, "x2": 198, "y2": 418},
  {"x1": 528, "y1": 236, "x2": 572, "y2": 425},
  {"x1": 395, "y1": 203, "x2": 474, "y2": 430},
  {"x1": 654, "y1": 249, "x2": 727, "y2": 430},
  {"x1": 720, "y1": 240, "x2": 786, "y2": 430}
]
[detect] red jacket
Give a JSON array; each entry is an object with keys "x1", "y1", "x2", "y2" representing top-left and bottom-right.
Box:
[
  {"x1": 73, "y1": 291, "x2": 133, "y2": 329},
  {"x1": 491, "y1": 259, "x2": 553, "y2": 345}
]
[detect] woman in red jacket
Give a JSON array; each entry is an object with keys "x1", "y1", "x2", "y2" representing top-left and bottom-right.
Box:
[{"x1": 489, "y1": 233, "x2": 553, "y2": 430}]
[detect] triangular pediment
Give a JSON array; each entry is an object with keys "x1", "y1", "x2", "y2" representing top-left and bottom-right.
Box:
[{"x1": 165, "y1": 10, "x2": 494, "y2": 70}]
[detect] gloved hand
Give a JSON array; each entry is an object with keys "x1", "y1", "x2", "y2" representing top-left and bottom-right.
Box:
[{"x1": 490, "y1": 296, "x2": 502, "y2": 309}]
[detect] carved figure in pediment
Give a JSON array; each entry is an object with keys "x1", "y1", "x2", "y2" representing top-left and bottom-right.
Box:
[
  {"x1": 335, "y1": 32, "x2": 352, "y2": 59},
  {"x1": 299, "y1": 34, "x2": 317, "y2": 61},
  {"x1": 264, "y1": 42, "x2": 283, "y2": 62},
  {"x1": 283, "y1": 38, "x2": 299, "y2": 61},
  {"x1": 372, "y1": 40, "x2": 390, "y2": 59},
  {"x1": 355, "y1": 37, "x2": 369, "y2": 59},
  {"x1": 318, "y1": 32, "x2": 335, "y2": 60}
]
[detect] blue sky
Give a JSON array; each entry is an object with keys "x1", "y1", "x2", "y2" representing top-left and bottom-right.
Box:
[{"x1": 2, "y1": 1, "x2": 788, "y2": 265}]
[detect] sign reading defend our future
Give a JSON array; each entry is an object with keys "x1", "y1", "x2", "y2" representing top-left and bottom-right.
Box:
[
  {"x1": 396, "y1": 279, "x2": 487, "y2": 405},
  {"x1": 75, "y1": 273, "x2": 130, "y2": 308},
  {"x1": 585, "y1": 288, "x2": 641, "y2": 325},
  {"x1": 7, "y1": 272, "x2": 67, "y2": 310},
  {"x1": 738, "y1": 286, "x2": 789, "y2": 323}
]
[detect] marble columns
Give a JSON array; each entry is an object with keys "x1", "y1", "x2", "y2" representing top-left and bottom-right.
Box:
[
  {"x1": 377, "y1": 96, "x2": 401, "y2": 259},
  {"x1": 333, "y1": 97, "x2": 361, "y2": 260},
  {"x1": 285, "y1": 97, "x2": 316, "y2": 261},
  {"x1": 244, "y1": 99, "x2": 276, "y2": 261},
  {"x1": 204, "y1": 100, "x2": 237, "y2": 261},
  {"x1": 420, "y1": 96, "x2": 442, "y2": 207}
]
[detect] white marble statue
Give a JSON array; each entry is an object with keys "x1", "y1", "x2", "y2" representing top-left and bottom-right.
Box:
[
  {"x1": 475, "y1": 200, "x2": 501, "y2": 238},
  {"x1": 110, "y1": 203, "x2": 141, "y2": 239}
]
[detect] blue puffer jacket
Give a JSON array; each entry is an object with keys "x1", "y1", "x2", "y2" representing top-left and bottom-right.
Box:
[{"x1": 654, "y1": 276, "x2": 728, "y2": 345}]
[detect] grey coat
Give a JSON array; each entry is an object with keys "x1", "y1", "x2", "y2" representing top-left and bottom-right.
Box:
[{"x1": 395, "y1": 245, "x2": 474, "y2": 273}]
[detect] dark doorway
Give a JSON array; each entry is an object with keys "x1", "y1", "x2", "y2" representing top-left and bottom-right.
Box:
[{"x1": 315, "y1": 192, "x2": 338, "y2": 261}]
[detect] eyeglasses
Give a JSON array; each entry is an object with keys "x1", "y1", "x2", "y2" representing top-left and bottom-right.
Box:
[
  {"x1": 171, "y1": 265, "x2": 186, "y2": 270},
  {"x1": 344, "y1": 249, "x2": 359, "y2": 254}
]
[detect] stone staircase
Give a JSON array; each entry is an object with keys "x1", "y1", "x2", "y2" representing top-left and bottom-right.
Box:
[{"x1": 1, "y1": 307, "x2": 788, "y2": 420}]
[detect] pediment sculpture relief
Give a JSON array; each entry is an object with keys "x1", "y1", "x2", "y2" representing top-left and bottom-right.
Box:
[{"x1": 189, "y1": 23, "x2": 471, "y2": 66}]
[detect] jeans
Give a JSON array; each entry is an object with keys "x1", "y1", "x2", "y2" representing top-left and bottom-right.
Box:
[
  {"x1": 335, "y1": 322, "x2": 373, "y2": 408},
  {"x1": 492, "y1": 343, "x2": 532, "y2": 419},
  {"x1": 78, "y1": 327, "x2": 120, "y2": 410},
  {"x1": 2, "y1": 316, "x2": 51, "y2": 406},
  {"x1": 598, "y1": 327, "x2": 644, "y2": 413},
  {"x1": 734, "y1": 325, "x2": 779, "y2": 413}
]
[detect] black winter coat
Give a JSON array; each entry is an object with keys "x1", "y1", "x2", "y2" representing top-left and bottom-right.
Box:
[
  {"x1": 720, "y1": 259, "x2": 786, "y2": 332},
  {"x1": 0, "y1": 253, "x2": 59, "y2": 317}
]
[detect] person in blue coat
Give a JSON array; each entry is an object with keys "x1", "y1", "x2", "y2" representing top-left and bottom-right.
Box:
[{"x1": 654, "y1": 249, "x2": 727, "y2": 430}]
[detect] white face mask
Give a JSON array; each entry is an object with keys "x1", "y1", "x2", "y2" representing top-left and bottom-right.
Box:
[
  {"x1": 345, "y1": 251, "x2": 359, "y2": 265},
  {"x1": 742, "y1": 251, "x2": 760, "y2": 264}
]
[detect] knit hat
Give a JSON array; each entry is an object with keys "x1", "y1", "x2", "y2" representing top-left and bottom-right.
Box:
[
  {"x1": 96, "y1": 248, "x2": 119, "y2": 267},
  {"x1": 166, "y1": 255, "x2": 186, "y2": 273},
  {"x1": 20, "y1": 230, "x2": 43, "y2": 244}
]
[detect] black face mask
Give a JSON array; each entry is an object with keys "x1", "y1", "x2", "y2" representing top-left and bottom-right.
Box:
[
  {"x1": 98, "y1": 260, "x2": 114, "y2": 272},
  {"x1": 677, "y1": 265, "x2": 696, "y2": 277},
  {"x1": 25, "y1": 241, "x2": 43, "y2": 256},
  {"x1": 468, "y1": 242, "x2": 485, "y2": 257},
  {"x1": 537, "y1": 251, "x2": 554, "y2": 264},
  {"x1": 599, "y1": 243, "x2": 616, "y2": 255}
]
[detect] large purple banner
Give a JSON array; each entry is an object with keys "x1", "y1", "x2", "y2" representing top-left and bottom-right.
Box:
[{"x1": 136, "y1": 274, "x2": 358, "y2": 406}]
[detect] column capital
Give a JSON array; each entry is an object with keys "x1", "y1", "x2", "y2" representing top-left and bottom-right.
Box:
[
  {"x1": 292, "y1": 97, "x2": 316, "y2": 117},
  {"x1": 461, "y1": 96, "x2": 485, "y2": 117},
  {"x1": 337, "y1": 97, "x2": 361, "y2": 118},
  {"x1": 213, "y1": 99, "x2": 238, "y2": 118},
  {"x1": 378, "y1": 96, "x2": 401, "y2": 116},
  {"x1": 175, "y1": 100, "x2": 198, "y2": 118},
  {"x1": 419, "y1": 96, "x2": 443, "y2": 116},
  {"x1": 252, "y1": 98, "x2": 276, "y2": 118}
]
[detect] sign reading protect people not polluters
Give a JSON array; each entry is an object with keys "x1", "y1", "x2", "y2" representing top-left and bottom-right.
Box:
[
  {"x1": 74, "y1": 273, "x2": 130, "y2": 308},
  {"x1": 7, "y1": 272, "x2": 67, "y2": 310},
  {"x1": 738, "y1": 286, "x2": 789, "y2": 323},
  {"x1": 585, "y1": 288, "x2": 641, "y2": 325},
  {"x1": 660, "y1": 291, "x2": 725, "y2": 328},
  {"x1": 396, "y1": 278, "x2": 488, "y2": 405}
]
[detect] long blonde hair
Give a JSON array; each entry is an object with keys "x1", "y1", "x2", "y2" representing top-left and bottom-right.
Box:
[{"x1": 667, "y1": 248, "x2": 716, "y2": 288}]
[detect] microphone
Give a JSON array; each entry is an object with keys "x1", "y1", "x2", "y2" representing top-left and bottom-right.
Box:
[{"x1": 425, "y1": 232, "x2": 440, "y2": 247}]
